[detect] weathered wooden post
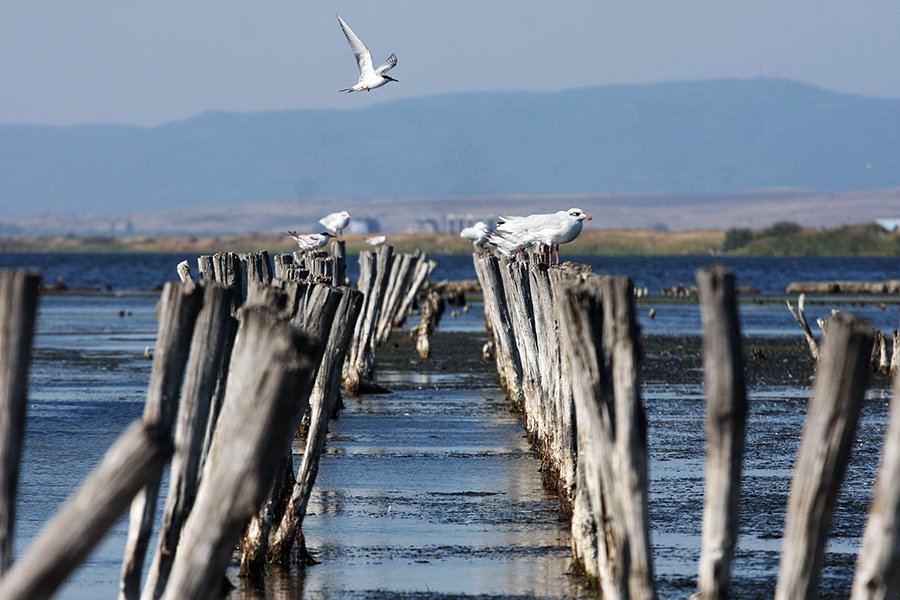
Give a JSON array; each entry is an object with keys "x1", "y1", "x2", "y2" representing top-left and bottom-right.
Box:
[
  {"x1": 212, "y1": 252, "x2": 244, "y2": 309},
  {"x1": 600, "y1": 275, "x2": 655, "y2": 599},
  {"x1": 175, "y1": 260, "x2": 193, "y2": 284},
  {"x1": 548, "y1": 264, "x2": 592, "y2": 502},
  {"x1": 527, "y1": 260, "x2": 558, "y2": 467},
  {"x1": 239, "y1": 283, "x2": 337, "y2": 577},
  {"x1": 197, "y1": 255, "x2": 215, "y2": 281},
  {"x1": 473, "y1": 254, "x2": 523, "y2": 405},
  {"x1": 393, "y1": 258, "x2": 437, "y2": 329},
  {"x1": 344, "y1": 245, "x2": 393, "y2": 395},
  {"x1": 332, "y1": 239, "x2": 347, "y2": 287},
  {"x1": 412, "y1": 290, "x2": 445, "y2": 359},
  {"x1": 850, "y1": 367, "x2": 900, "y2": 598},
  {"x1": 0, "y1": 421, "x2": 172, "y2": 600},
  {"x1": 557, "y1": 274, "x2": 656, "y2": 599},
  {"x1": 268, "y1": 288, "x2": 364, "y2": 564},
  {"x1": 499, "y1": 257, "x2": 541, "y2": 431},
  {"x1": 0, "y1": 271, "x2": 41, "y2": 576},
  {"x1": 119, "y1": 282, "x2": 204, "y2": 600},
  {"x1": 141, "y1": 284, "x2": 235, "y2": 600},
  {"x1": 693, "y1": 266, "x2": 748, "y2": 600},
  {"x1": 240, "y1": 251, "x2": 273, "y2": 306},
  {"x1": 775, "y1": 313, "x2": 875, "y2": 600},
  {"x1": 159, "y1": 307, "x2": 318, "y2": 600}
]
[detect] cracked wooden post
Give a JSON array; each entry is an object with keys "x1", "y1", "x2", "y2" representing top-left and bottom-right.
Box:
[
  {"x1": 141, "y1": 284, "x2": 235, "y2": 600},
  {"x1": 0, "y1": 271, "x2": 41, "y2": 576},
  {"x1": 693, "y1": 266, "x2": 748, "y2": 600},
  {"x1": 240, "y1": 251, "x2": 272, "y2": 306},
  {"x1": 212, "y1": 252, "x2": 244, "y2": 309},
  {"x1": 851, "y1": 365, "x2": 900, "y2": 599},
  {"x1": 0, "y1": 421, "x2": 172, "y2": 600},
  {"x1": 473, "y1": 254, "x2": 523, "y2": 406},
  {"x1": 499, "y1": 257, "x2": 541, "y2": 433},
  {"x1": 332, "y1": 240, "x2": 347, "y2": 287},
  {"x1": 376, "y1": 253, "x2": 414, "y2": 344},
  {"x1": 548, "y1": 264, "x2": 592, "y2": 503},
  {"x1": 344, "y1": 245, "x2": 393, "y2": 395},
  {"x1": 775, "y1": 313, "x2": 875, "y2": 600},
  {"x1": 557, "y1": 274, "x2": 655, "y2": 599},
  {"x1": 159, "y1": 307, "x2": 318, "y2": 600},
  {"x1": 394, "y1": 258, "x2": 437, "y2": 329},
  {"x1": 119, "y1": 282, "x2": 204, "y2": 600}
]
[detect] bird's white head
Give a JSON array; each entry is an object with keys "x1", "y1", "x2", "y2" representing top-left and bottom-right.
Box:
[{"x1": 566, "y1": 208, "x2": 592, "y2": 222}]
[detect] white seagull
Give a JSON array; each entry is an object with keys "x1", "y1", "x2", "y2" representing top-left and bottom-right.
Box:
[
  {"x1": 460, "y1": 221, "x2": 493, "y2": 253},
  {"x1": 490, "y1": 208, "x2": 592, "y2": 265},
  {"x1": 319, "y1": 210, "x2": 352, "y2": 238},
  {"x1": 337, "y1": 15, "x2": 398, "y2": 93},
  {"x1": 285, "y1": 230, "x2": 336, "y2": 252},
  {"x1": 366, "y1": 235, "x2": 387, "y2": 246}
]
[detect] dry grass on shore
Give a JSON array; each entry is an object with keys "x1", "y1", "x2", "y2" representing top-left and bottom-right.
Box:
[{"x1": 1, "y1": 228, "x2": 726, "y2": 256}]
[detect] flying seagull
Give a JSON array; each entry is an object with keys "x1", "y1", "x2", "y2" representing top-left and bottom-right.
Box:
[{"x1": 337, "y1": 15, "x2": 398, "y2": 93}]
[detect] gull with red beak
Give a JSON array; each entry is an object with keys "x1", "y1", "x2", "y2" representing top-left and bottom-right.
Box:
[{"x1": 488, "y1": 207, "x2": 592, "y2": 265}]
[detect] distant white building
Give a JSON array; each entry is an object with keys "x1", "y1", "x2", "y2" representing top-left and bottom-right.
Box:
[
  {"x1": 347, "y1": 218, "x2": 380, "y2": 234},
  {"x1": 876, "y1": 218, "x2": 900, "y2": 232}
]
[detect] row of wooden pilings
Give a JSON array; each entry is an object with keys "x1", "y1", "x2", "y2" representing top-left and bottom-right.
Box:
[
  {"x1": 473, "y1": 252, "x2": 900, "y2": 599},
  {"x1": 0, "y1": 242, "x2": 436, "y2": 600}
]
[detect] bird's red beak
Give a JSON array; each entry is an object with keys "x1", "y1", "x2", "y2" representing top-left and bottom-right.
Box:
[{"x1": 584, "y1": 215, "x2": 593, "y2": 221}]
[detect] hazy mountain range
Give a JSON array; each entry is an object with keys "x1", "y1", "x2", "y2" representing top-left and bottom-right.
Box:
[{"x1": 2, "y1": 78, "x2": 899, "y2": 234}]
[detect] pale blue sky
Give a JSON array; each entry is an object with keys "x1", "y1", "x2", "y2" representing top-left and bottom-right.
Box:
[{"x1": 2, "y1": 1, "x2": 899, "y2": 125}]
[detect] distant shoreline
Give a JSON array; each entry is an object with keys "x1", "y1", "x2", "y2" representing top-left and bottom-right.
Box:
[{"x1": 0, "y1": 222, "x2": 897, "y2": 256}]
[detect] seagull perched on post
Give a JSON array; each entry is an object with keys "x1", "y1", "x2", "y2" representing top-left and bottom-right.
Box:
[
  {"x1": 337, "y1": 15, "x2": 398, "y2": 93},
  {"x1": 487, "y1": 208, "x2": 592, "y2": 265},
  {"x1": 285, "y1": 231, "x2": 336, "y2": 252},
  {"x1": 319, "y1": 210, "x2": 351, "y2": 238},
  {"x1": 460, "y1": 221, "x2": 493, "y2": 253}
]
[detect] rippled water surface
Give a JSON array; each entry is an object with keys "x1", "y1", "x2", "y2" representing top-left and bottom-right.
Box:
[{"x1": 5, "y1": 254, "x2": 899, "y2": 598}]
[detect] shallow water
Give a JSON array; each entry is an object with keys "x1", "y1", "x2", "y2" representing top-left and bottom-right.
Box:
[{"x1": 9, "y1": 261, "x2": 899, "y2": 598}]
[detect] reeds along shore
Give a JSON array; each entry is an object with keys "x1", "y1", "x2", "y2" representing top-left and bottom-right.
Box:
[
  {"x1": 474, "y1": 252, "x2": 900, "y2": 599},
  {"x1": 0, "y1": 242, "x2": 435, "y2": 600}
]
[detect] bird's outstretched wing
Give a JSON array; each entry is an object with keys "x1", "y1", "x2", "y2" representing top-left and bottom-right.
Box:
[
  {"x1": 375, "y1": 53, "x2": 397, "y2": 76},
  {"x1": 337, "y1": 15, "x2": 374, "y2": 80}
]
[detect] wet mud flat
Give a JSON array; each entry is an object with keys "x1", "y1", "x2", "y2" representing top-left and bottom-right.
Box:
[{"x1": 642, "y1": 334, "x2": 893, "y2": 598}]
